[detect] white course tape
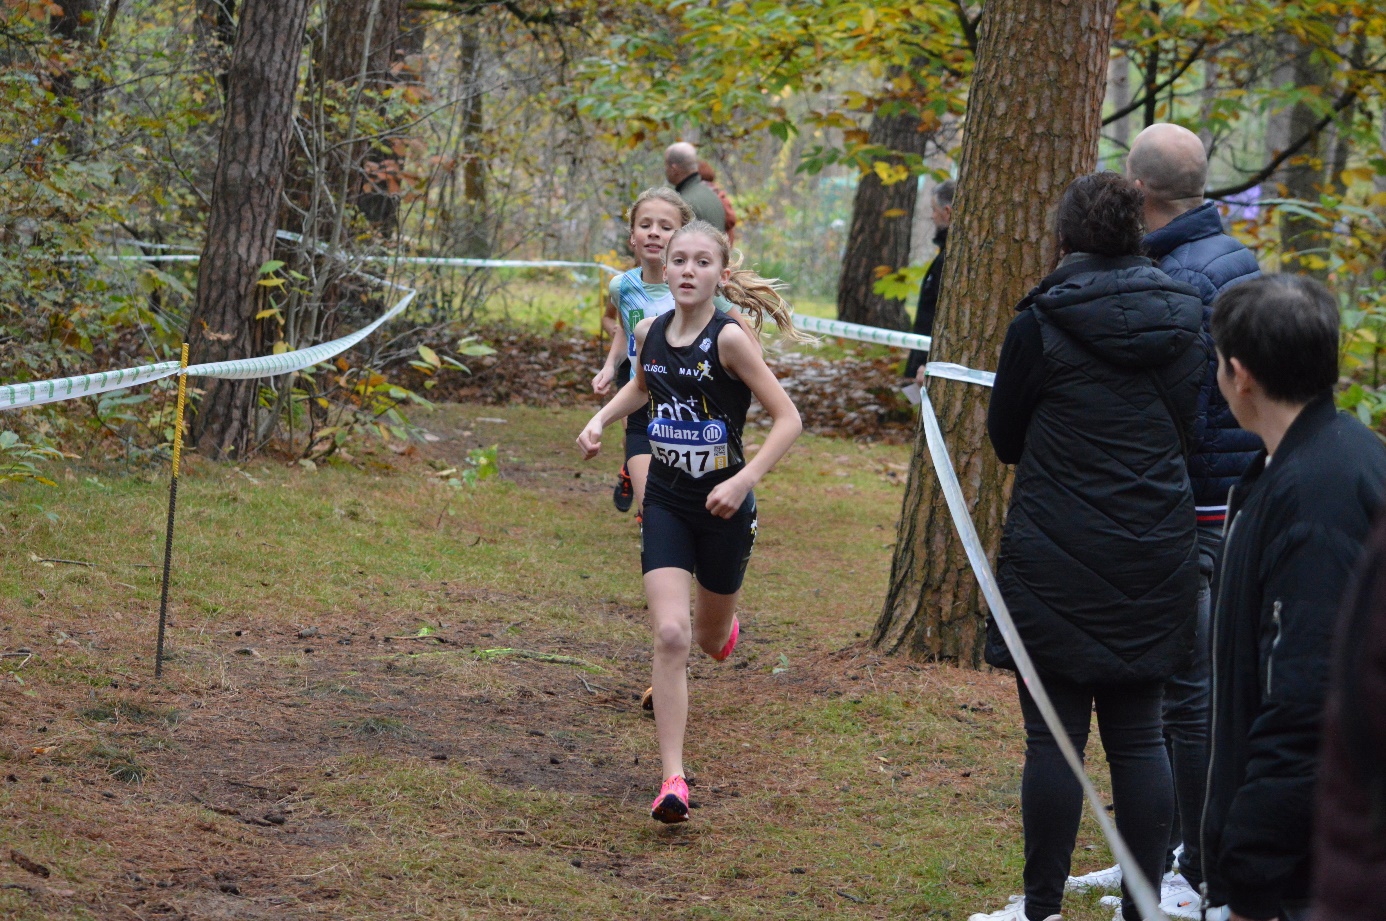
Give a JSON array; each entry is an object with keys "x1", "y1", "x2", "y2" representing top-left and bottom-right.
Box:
[
  {"x1": 0, "y1": 361, "x2": 183, "y2": 411},
  {"x1": 924, "y1": 361, "x2": 994, "y2": 387},
  {"x1": 918, "y1": 383, "x2": 1166, "y2": 920},
  {"x1": 793, "y1": 313, "x2": 931, "y2": 352}
]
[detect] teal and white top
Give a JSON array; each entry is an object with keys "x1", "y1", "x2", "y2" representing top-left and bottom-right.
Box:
[{"x1": 609, "y1": 268, "x2": 733, "y2": 380}]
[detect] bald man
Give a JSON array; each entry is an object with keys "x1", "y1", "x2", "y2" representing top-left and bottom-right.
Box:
[
  {"x1": 1120, "y1": 123, "x2": 1259, "y2": 918},
  {"x1": 663, "y1": 142, "x2": 726, "y2": 232}
]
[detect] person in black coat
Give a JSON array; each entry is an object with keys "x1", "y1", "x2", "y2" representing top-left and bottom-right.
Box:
[
  {"x1": 1124, "y1": 125, "x2": 1263, "y2": 904},
  {"x1": 1202, "y1": 275, "x2": 1386, "y2": 921},
  {"x1": 969, "y1": 172, "x2": 1209, "y2": 921},
  {"x1": 904, "y1": 179, "x2": 954, "y2": 380}
]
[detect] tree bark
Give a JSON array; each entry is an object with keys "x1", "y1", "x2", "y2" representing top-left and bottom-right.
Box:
[
  {"x1": 50, "y1": 0, "x2": 101, "y2": 152},
  {"x1": 874, "y1": 0, "x2": 1120, "y2": 666},
  {"x1": 194, "y1": 0, "x2": 237, "y2": 100},
  {"x1": 187, "y1": 0, "x2": 312, "y2": 459},
  {"x1": 836, "y1": 96, "x2": 929, "y2": 330},
  {"x1": 320, "y1": 0, "x2": 405, "y2": 233},
  {"x1": 1268, "y1": 32, "x2": 1331, "y2": 279}
]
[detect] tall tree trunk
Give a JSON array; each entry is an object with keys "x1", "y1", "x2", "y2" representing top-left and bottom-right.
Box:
[
  {"x1": 320, "y1": 0, "x2": 404, "y2": 233},
  {"x1": 194, "y1": 0, "x2": 237, "y2": 101},
  {"x1": 1106, "y1": 53, "x2": 1131, "y2": 153},
  {"x1": 1267, "y1": 33, "x2": 1330, "y2": 279},
  {"x1": 836, "y1": 93, "x2": 929, "y2": 330},
  {"x1": 50, "y1": 0, "x2": 101, "y2": 152},
  {"x1": 453, "y1": 26, "x2": 488, "y2": 258},
  {"x1": 874, "y1": 0, "x2": 1120, "y2": 665},
  {"x1": 187, "y1": 0, "x2": 312, "y2": 460}
]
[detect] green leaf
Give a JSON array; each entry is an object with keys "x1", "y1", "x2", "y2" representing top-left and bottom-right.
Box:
[{"x1": 258, "y1": 259, "x2": 285, "y2": 275}]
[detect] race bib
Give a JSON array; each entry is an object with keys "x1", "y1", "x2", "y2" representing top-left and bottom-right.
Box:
[{"x1": 647, "y1": 418, "x2": 729, "y2": 478}]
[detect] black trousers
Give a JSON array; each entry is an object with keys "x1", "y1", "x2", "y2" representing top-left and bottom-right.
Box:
[{"x1": 1017, "y1": 674, "x2": 1174, "y2": 921}]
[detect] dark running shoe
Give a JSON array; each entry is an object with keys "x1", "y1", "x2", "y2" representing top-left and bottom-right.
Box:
[{"x1": 613, "y1": 464, "x2": 634, "y2": 513}]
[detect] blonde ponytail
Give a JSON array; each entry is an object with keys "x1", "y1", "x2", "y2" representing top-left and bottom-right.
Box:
[{"x1": 670, "y1": 221, "x2": 814, "y2": 343}]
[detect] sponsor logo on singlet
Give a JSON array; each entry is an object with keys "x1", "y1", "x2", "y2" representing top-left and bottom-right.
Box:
[
  {"x1": 677, "y1": 361, "x2": 713, "y2": 382},
  {"x1": 643, "y1": 362, "x2": 667, "y2": 376},
  {"x1": 699, "y1": 337, "x2": 712, "y2": 352}
]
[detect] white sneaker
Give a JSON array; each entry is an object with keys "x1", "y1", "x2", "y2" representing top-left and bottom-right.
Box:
[
  {"x1": 1159, "y1": 875, "x2": 1202, "y2": 920},
  {"x1": 966, "y1": 895, "x2": 1061, "y2": 921},
  {"x1": 1066, "y1": 863, "x2": 1122, "y2": 892}
]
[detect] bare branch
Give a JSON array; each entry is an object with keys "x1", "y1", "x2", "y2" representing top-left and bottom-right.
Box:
[{"x1": 1207, "y1": 86, "x2": 1362, "y2": 200}]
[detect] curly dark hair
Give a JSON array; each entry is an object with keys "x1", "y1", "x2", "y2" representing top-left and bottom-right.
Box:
[{"x1": 1053, "y1": 171, "x2": 1146, "y2": 257}]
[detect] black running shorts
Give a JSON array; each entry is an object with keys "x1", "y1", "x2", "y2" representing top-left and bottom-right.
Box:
[
  {"x1": 640, "y1": 492, "x2": 757, "y2": 595},
  {"x1": 624, "y1": 403, "x2": 652, "y2": 460}
]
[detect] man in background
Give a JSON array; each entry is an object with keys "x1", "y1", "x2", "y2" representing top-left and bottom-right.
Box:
[
  {"x1": 905, "y1": 179, "x2": 954, "y2": 381},
  {"x1": 664, "y1": 142, "x2": 726, "y2": 232},
  {"x1": 1068, "y1": 123, "x2": 1263, "y2": 918}
]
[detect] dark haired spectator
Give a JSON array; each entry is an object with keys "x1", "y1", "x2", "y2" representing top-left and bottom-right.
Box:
[
  {"x1": 1203, "y1": 275, "x2": 1386, "y2": 921},
  {"x1": 905, "y1": 179, "x2": 954, "y2": 380},
  {"x1": 697, "y1": 160, "x2": 738, "y2": 245},
  {"x1": 969, "y1": 171, "x2": 1209, "y2": 921},
  {"x1": 1070, "y1": 122, "x2": 1265, "y2": 915},
  {"x1": 1313, "y1": 514, "x2": 1386, "y2": 921}
]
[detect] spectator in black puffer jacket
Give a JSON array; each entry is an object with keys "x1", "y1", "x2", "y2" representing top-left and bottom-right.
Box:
[
  {"x1": 1091, "y1": 122, "x2": 1261, "y2": 910},
  {"x1": 968, "y1": 172, "x2": 1208, "y2": 921},
  {"x1": 1204, "y1": 275, "x2": 1386, "y2": 921}
]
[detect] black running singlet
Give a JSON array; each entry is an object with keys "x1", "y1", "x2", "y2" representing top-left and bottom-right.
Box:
[{"x1": 640, "y1": 311, "x2": 752, "y2": 505}]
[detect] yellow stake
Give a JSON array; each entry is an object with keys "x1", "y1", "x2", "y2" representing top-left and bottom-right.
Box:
[{"x1": 170, "y1": 343, "x2": 189, "y2": 478}]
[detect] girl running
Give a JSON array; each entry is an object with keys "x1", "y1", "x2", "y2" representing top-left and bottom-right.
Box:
[
  {"x1": 593, "y1": 189, "x2": 747, "y2": 518},
  {"x1": 578, "y1": 220, "x2": 804, "y2": 823}
]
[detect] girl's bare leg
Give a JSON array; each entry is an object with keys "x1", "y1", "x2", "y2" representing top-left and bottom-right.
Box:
[
  {"x1": 692, "y1": 583, "x2": 738, "y2": 657},
  {"x1": 644, "y1": 567, "x2": 693, "y2": 779}
]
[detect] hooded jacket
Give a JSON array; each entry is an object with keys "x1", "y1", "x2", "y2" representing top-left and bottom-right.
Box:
[
  {"x1": 1143, "y1": 202, "x2": 1263, "y2": 525},
  {"x1": 986, "y1": 254, "x2": 1208, "y2": 684},
  {"x1": 904, "y1": 226, "x2": 948, "y2": 379},
  {"x1": 1203, "y1": 395, "x2": 1386, "y2": 918}
]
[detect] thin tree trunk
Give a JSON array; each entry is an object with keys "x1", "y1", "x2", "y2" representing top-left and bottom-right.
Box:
[
  {"x1": 1269, "y1": 33, "x2": 1331, "y2": 279},
  {"x1": 50, "y1": 0, "x2": 101, "y2": 152},
  {"x1": 874, "y1": 0, "x2": 1120, "y2": 666},
  {"x1": 194, "y1": 0, "x2": 237, "y2": 101},
  {"x1": 454, "y1": 26, "x2": 488, "y2": 258},
  {"x1": 836, "y1": 97, "x2": 928, "y2": 330},
  {"x1": 187, "y1": 0, "x2": 312, "y2": 460}
]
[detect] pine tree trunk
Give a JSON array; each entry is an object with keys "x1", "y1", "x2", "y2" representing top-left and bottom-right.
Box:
[
  {"x1": 836, "y1": 97, "x2": 928, "y2": 330},
  {"x1": 873, "y1": 0, "x2": 1120, "y2": 666},
  {"x1": 187, "y1": 0, "x2": 312, "y2": 460}
]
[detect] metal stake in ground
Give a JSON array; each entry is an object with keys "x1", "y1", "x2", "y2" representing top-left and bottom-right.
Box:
[{"x1": 155, "y1": 344, "x2": 190, "y2": 678}]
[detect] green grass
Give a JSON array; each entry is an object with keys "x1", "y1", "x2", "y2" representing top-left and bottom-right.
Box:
[{"x1": 0, "y1": 404, "x2": 1122, "y2": 920}]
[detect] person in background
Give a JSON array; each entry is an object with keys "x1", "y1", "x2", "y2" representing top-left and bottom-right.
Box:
[
  {"x1": 664, "y1": 142, "x2": 726, "y2": 232},
  {"x1": 697, "y1": 160, "x2": 738, "y2": 245},
  {"x1": 1070, "y1": 122, "x2": 1263, "y2": 916},
  {"x1": 1313, "y1": 513, "x2": 1386, "y2": 921},
  {"x1": 905, "y1": 179, "x2": 954, "y2": 381},
  {"x1": 1202, "y1": 275, "x2": 1386, "y2": 921},
  {"x1": 969, "y1": 171, "x2": 1207, "y2": 921}
]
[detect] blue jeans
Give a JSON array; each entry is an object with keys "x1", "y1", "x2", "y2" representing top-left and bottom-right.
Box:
[
  {"x1": 1018, "y1": 674, "x2": 1174, "y2": 921},
  {"x1": 1162, "y1": 527, "x2": 1220, "y2": 890}
]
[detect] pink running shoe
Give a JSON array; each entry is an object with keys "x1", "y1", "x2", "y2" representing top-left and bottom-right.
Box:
[
  {"x1": 711, "y1": 616, "x2": 739, "y2": 662},
  {"x1": 650, "y1": 774, "x2": 689, "y2": 823}
]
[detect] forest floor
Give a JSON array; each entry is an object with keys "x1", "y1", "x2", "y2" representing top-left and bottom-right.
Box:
[{"x1": 0, "y1": 368, "x2": 1122, "y2": 919}]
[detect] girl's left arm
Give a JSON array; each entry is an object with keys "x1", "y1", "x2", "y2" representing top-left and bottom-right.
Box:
[{"x1": 706, "y1": 325, "x2": 802, "y2": 518}]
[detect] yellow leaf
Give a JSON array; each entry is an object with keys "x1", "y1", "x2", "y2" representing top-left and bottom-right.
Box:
[
  {"x1": 273, "y1": 341, "x2": 289, "y2": 354},
  {"x1": 418, "y1": 344, "x2": 441, "y2": 367},
  {"x1": 255, "y1": 308, "x2": 282, "y2": 320},
  {"x1": 872, "y1": 161, "x2": 910, "y2": 186},
  {"x1": 317, "y1": 398, "x2": 330, "y2": 409},
  {"x1": 883, "y1": 208, "x2": 908, "y2": 219},
  {"x1": 861, "y1": 6, "x2": 876, "y2": 32},
  {"x1": 257, "y1": 277, "x2": 286, "y2": 288}
]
